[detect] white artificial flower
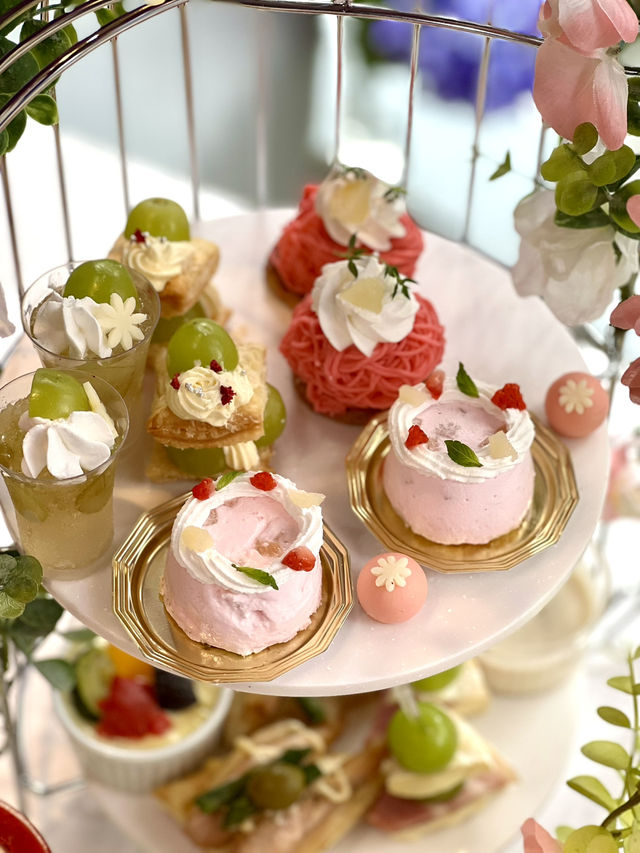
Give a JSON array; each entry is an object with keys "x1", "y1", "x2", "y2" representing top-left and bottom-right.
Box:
[
  {"x1": 94, "y1": 293, "x2": 147, "y2": 352},
  {"x1": 512, "y1": 189, "x2": 639, "y2": 326},
  {"x1": 370, "y1": 554, "x2": 412, "y2": 592},
  {"x1": 558, "y1": 378, "x2": 595, "y2": 415},
  {"x1": 0, "y1": 284, "x2": 15, "y2": 338}
]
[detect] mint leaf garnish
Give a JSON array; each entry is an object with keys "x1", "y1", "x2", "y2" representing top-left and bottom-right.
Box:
[
  {"x1": 489, "y1": 151, "x2": 511, "y2": 181},
  {"x1": 456, "y1": 362, "x2": 479, "y2": 398},
  {"x1": 216, "y1": 470, "x2": 243, "y2": 491},
  {"x1": 445, "y1": 440, "x2": 483, "y2": 468},
  {"x1": 0, "y1": 552, "x2": 43, "y2": 618},
  {"x1": 233, "y1": 564, "x2": 279, "y2": 590}
]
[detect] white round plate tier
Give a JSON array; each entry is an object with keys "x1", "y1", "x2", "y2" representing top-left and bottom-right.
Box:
[{"x1": 3, "y1": 210, "x2": 608, "y2": 696}]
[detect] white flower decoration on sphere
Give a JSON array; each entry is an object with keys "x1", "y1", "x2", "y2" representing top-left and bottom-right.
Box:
[
  {"x1": 512, "y1": 189, "x2": 639, "y2": 325},
  {"x1": 558, "y1": 378, "x2": 594, "y2": 415},
  {"x1": 370, "y1": 554, "x2": 412, "y2": 592},
  {"x1": 94, "y1": 293, "x2": 147, "y2": 352}
]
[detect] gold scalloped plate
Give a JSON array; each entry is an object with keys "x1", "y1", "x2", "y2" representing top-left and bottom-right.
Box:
[
  {"x1": 346, "y1": 413, "x2": 578, "y2": 573},
  {"x1": 112, "y1": 493, "x2": 352, "y2": 682}
]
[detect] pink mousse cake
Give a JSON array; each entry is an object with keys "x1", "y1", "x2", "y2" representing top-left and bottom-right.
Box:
[
  {"x1": 382, "y1": 377, "x2": 535, "y2": 545},
  {"x1": 162, "y1": 472, "x2": 324, "y2": 655}
]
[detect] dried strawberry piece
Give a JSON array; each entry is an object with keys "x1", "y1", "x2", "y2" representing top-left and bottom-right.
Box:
[
  {"x1": 170, "y1": 374, "x2": 181, "y2": 390},
  {"x1": 405, "y1": 424, "x2": 429, "y2": 448},
  {"x1": 192, "y1": 478, "x2": 215, "y2": 500},
  {"x1": 425, "y1": 369, "x2": 444, "y2": 400},
  {"x1": 250, "y1": 471, "x2": 277, "y2": 491},
  {"x1": 209, "y1": 359, "x2": 223, "y2": 373},
  {"x1": 133, "y1": 229, "x2": 146, "y2": 244},
  {"x1": 491, "y1": 383, "x2": 526, "y2": 411},
  {"x1": 96, "y1": 677, "x2": 171, "y2": 739},
  {"x1": 282, "y1": 546, "x2": 316, "y2": 572},
  {"x1": 220, "y1": 385, "x2": 235, "y2": 405}
]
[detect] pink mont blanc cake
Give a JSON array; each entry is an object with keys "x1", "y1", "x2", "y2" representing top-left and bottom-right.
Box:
[
  {"x1": 382, "y1": 369, "x2": 535, "y2": 545},
  {"x1": 269, "y1": 165, "x2": 424, "y2": 297},
  {"x1": 162, "y1": 471, "x2": 324, "y2": 655}
]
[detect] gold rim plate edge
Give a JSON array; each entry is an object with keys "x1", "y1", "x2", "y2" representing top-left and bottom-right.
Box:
[
  {"x1": 346, "y1": 413, "x2": 579, "y2": 573},
  {"x1": 113, "y1": 493, "x2": 352, "y2": 682}
]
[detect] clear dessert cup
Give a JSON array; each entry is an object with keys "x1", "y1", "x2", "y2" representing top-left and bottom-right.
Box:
[
  {"x1": 21, "y1": 261, "x2": 160, "y2": 418},
  {"x1": 0, "y1": 370, "x2": 129, "y2": 577}
]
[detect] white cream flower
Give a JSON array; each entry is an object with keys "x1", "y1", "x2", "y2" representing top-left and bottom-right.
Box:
[
  {"x1": 95, "y1": 293, "x2": 147, "y2": 352},
  {"x1": 512, "y1": 189, "x2": 639, "y2": 325},
  {"x1": 370, "y1": 554, "x2": 412, "y2": 592},
  {"x1": 558, "y1": 378, "x2": 595, "y2": 414}
]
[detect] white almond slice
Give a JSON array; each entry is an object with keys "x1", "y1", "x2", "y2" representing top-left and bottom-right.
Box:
[
  {"x1": 288, "y1": 489, "x2": 326, "y2": 508},
  {"x1": 398, "y1": 384, "x2": 430, "y2": 407},
  {"x1": 82, "y1": 381, "x2": 117, "y2": 439},
  {"x1": 181, "y1": 525, "x2": 214, "y2": 553},
  {"x1": 488, "y1": 431, "x2": 518, "y2": 461}
]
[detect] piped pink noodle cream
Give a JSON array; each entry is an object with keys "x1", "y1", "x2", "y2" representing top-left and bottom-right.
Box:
[{"x1": 162, "y1": 473, "x2": 324, "y2": 656}]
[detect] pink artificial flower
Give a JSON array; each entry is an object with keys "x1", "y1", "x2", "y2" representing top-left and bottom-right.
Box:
[
  {"x1": 539, "y1": 0, "x2": 638, "y2": 54},
  {"x1": 621, "y1": 358, "x2": 640, "y2": 403},
  {"x1": 521, "y1": 818, "x2": 563, "y2": 853},
  {"x1": 610, "y1": 294, "x2": 640, "y2": 334},
  {"x1": 627, "y1": 195, "x2": 640, "y2": 230},
  {"x1": 533, "y1": 38, "x2": 628, "y2": 149}
]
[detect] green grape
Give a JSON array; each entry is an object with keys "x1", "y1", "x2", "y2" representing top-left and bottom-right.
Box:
[
  {"x1": 29, "y1": 368, "x2": 90, "y2": 420},
  {"x1": 165, "y1": 445, "x2": 227, "y2": 478},
  {"x1": 563, "y1": 825, "x2": 616, "y2": 853},
  {"x1": 412, "y1": 665, "x2": 462, "y2": 692},
  {"x1": 64, "y1": 259, "x2": 137, "y2": 305},
  {"x1": 555, "y1": 173, "x2": 599, "y2": 217},
  {"x1": 124, "y1": 198, "x2": 190, "y2": 242},
  {"x1": 152, "y1": 302, "x2": 206, "y2": 345},
  {"x1": 609, "y1": 179, "x2": 640, "y2": 234},
  {"x1": 255, "y1": 384, "x2": 286, "y2": 448},
  {"x1": 246, "y1": 763, "x2": 306, "y2": 810},
  {"x1": 388, "y1": 702, "x2": 457, "y2": 774},
  {"x1": 167, "y1": 318, "x2": 238, "y2": 376}
]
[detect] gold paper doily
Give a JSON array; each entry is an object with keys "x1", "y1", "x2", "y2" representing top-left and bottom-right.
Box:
[
  {"x1": 346, "y1": 414, "x2": 578, "y2": 573},
  {"x1": 113, "y1": 493, "x2": 352, "y2": 682}
]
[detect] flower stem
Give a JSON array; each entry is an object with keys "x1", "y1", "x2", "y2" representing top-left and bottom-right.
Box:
[{"x1": 0, "y1": 631, "x2": 27, "y2": 814}]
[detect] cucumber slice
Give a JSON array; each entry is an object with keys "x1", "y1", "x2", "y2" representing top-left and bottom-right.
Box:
[{"x1": 75, "y1": 647, "x2": 115, "y2": 718}]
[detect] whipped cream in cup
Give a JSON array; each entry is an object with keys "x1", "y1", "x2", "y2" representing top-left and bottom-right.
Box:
[
  {"x1": 0, "y1": 370, "x2": 129, "y2": 577},
  {"x1": 21, "y1": 262, "x2": 160, "y2": 421}
]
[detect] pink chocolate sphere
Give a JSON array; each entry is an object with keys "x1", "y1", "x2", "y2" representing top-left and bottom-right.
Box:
[
  {"x1": 357, "y1": 552, "x2": 428, "y2": 624},
  {"x1": 545, "y1": 372, "x2": 609, "y2": 438}
]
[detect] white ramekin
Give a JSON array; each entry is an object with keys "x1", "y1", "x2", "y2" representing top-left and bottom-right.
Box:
[{"x1": 53, "y1": 683, "x2": 233, "y2": 793}]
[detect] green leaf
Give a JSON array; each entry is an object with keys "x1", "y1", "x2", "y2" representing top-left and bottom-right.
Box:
[
  {"x1": 554, "y1": 209, "x2": 611, "y2": 229},
  {"x1": 633, "y1": 646, "x2": 640, "y2": 660},
  {"x1": 215, "y1": 470, "x2": 242, "y2": 491},
  {"x1": 280, "y1": 748, "x2": 312, "y2": 765},
  {"x1": 4, "y1": 106, "x2": 25, "y2": 152},
  {"x1": 607, "y1": 675, "x2": 635, "y2": 694},
  {"x1": 629, "y1": 77, "x2": 640, "y2": 100},
  {"x1": 61, "y1": 628, "x2": 97, "y2": 644},
  {"x1": 196, "y1": 776, "x2": 246, "y2": 813},
  {"x1": 296, "y1": 696, "x2": 327, "y2": 724},
  {"x1": 563, "y1": 825, "x2": 617, "y2": 852},
  {"x1": 0, "y1": 128, "x2": 8, "y2": 156},
  {"x1": 581, "y1": 740, "x2": 630, "y2": 770},
  {"x1": 628, "y1": 99, "x2": 640, "y2": 136},
  {"x1": 0, "y1": 37, "x2": 39, "y2": 94},
  {"x1": 224, "y1": 794, "x2": 256, "y2": 829},
  {"x1": 0, "y1": 591, "x2": 25, "y2": 619},
  {"x1": 34, "y1": 658, "x2": 76, "y2": 691},
  {"x1": 19, "y1": 19, "x2": 72, "y2": 70},
  {"x1": 597, "y1": 706, "x2": 631, "y2": 728},
  {"x1": 445, "y1": 440, "x2": 482, "y2": 468},
  {"x1": 588, "y1": 146, "x2": 636, "y2": 187},
  {"x1": 456, "y1": 362, "x2": 479, "y2": 398},
  {"x1": 95, "y1": 2, "x2": 125, "y2": 26},
  {"x1": 233, "y1": 564, "x2": 278, "y2": 590},
  {"x1": 572, "y1": 122, "x2": 598, "y2": 155},
  {"x1": 625, "y1": 823, "x2": 640, "y2": 852},
  {"x1": 9, "y1": 622, "x2": 39, "y2": 656},
  {"x1": 610, "y1": 181, "x2": 640, "y2": 235},
  {"x1": 566, "y1": 775, "x2": 617, "y2": 810},
  {"x1": 303, "y1": 763, "x2": 322, "y2": 785},
  {"x1": 555, "y1": 172, "x2": 599, "y2": 217},
  {"x1": 541, "y1": 144, "x2": 584, "y2": 183},
  {"x1": 0, "y1": 553, "x2": 43, "y2": 618},
  {"x1": 18, "y1": 597, "x2": 63, "y2": 636},
  {"x1": 25, "y1": 94, "x2": 57, "y2": 125},
  {"x1": 489, "y1": 151, "x2": 511, "y2": 181}
]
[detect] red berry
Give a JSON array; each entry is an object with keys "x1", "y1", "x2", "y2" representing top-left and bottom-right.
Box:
[
  {"x1": 220, "y1": 385, "x2": 235, "y2": 405},
  {"x1": 96, "y1": 677, "x2": 171, "y2": 739},
  {"x1": 282, "y1": 546, "x2": 316, "y2": 572},
  {"x1": 425, "y1": 369, "x2": 444, "y2": 400},
  {"x1": 133, "y1": 229, "x2": 146, "y2": 244},
  {"x1": 405, "y1": 424, "x2": 429, "y2": 448},
  {"x1": 250, "y1": 471, "x2": 277, "y2": 491},
  {"x1": 192, "y1": 478, "x2": 215, "y2": 500},
  {"x1": 209, "y1": 359, "x2": 222, "y2": 373},
  {"x1": 170, "y1": 374, "x2": 180, "y2": 390},
  {"x1": 491, "y1": 383, "x2": 526, "y2": 411}
]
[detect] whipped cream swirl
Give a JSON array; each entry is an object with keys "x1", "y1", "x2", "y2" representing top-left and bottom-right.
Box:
[
  {"x1": 171, "y1": 473, "x2": 323, "y2": 593},
  {"x1": 312, "y1": 255, "x2": 418, "y2": 357},
  {"x1": 388, "y1": 380, "x2": 535, "y2": 483},
  {"x1": 167, "y1": 364, "x2": 253, "y2": 426},
  {"x1": 123, "y1": 234, "x2": 194, "y2": 292},
  {"x1": 315, "y1": 166, "x2": 407, "y2": 251},
  {"x1": 33, "y1": 292, "x2": 112, "y2": 359},
  {"x1": 223, "y1": 441, "x2": 259, "y2": 470}
]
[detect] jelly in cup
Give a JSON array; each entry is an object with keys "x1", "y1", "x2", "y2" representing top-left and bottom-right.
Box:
[
  {"x1": 21, "y1": 260, "x2": 160, "y2": 417},
  {"x1": 0, "y1": 369, "x2": 129, "y2": 576}
]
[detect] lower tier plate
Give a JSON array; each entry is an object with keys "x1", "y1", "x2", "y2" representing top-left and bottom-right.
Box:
[{"x1": 3, "y1": 209, "x2": 609, "y2": 695}]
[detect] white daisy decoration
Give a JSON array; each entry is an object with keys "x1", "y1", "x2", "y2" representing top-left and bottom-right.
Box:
[
  {"x1": 95, "y1": 293, "x2": 147, "y2": 352},
  {"x1": 370, "y1": 554, "x2": 412, "y2": 592},
  {"x1": 558, "y1": 378, "x2": 594, "y2": 415}
]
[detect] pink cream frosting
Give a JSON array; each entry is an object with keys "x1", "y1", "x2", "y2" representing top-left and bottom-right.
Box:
[{"x1": 269, "y1": 184, "x2": 424, "y2": 296}]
